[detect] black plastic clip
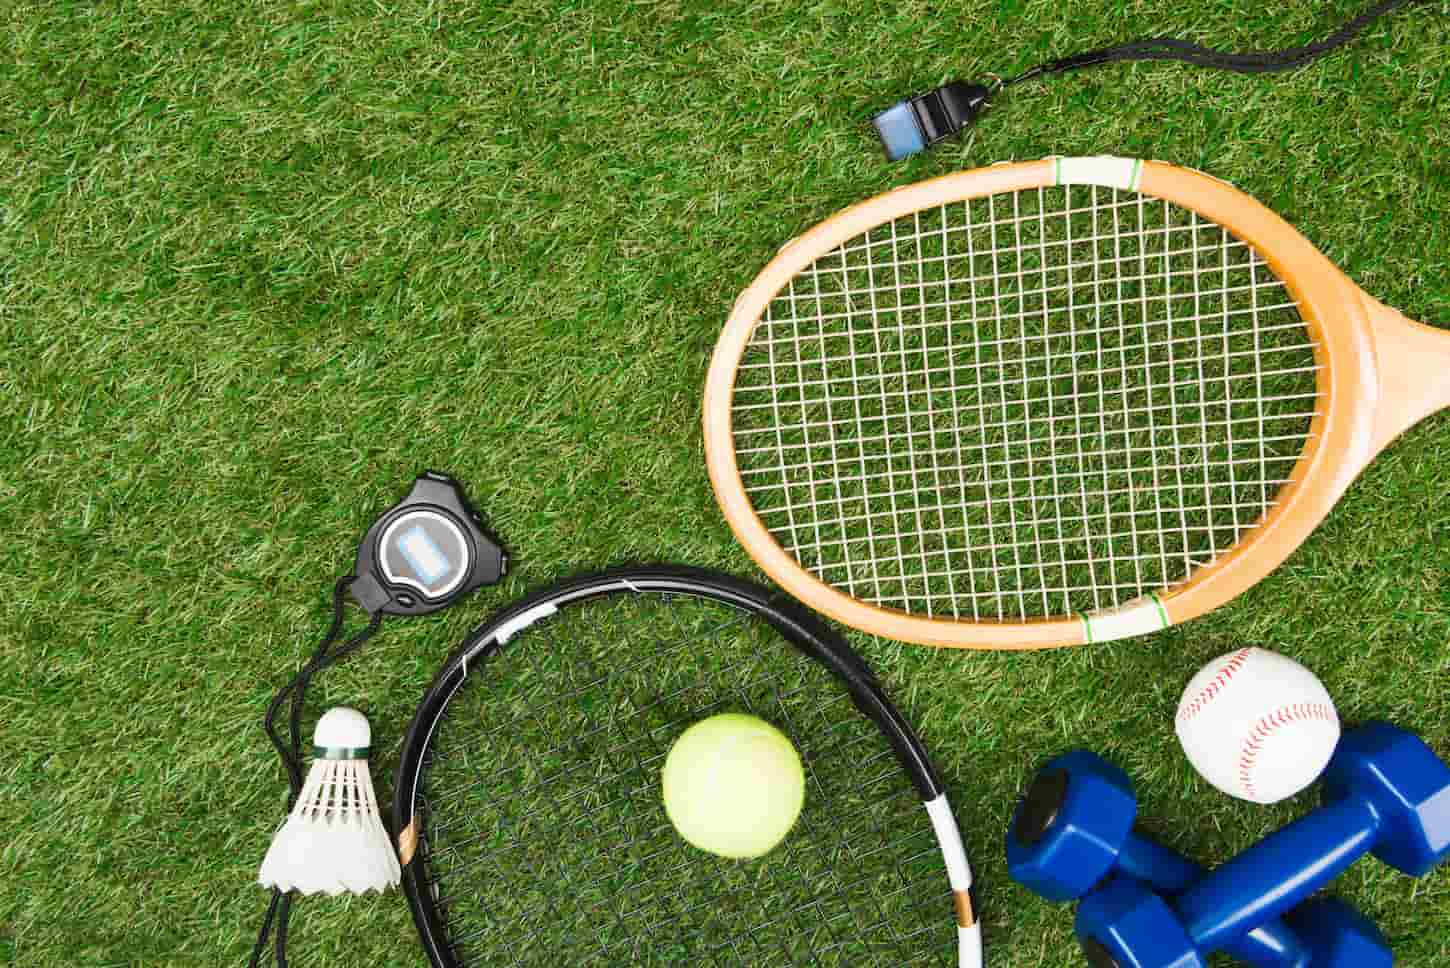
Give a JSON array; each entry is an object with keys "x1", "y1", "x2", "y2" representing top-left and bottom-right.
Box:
[{"x1": 871, "y1": 81, "x2": 992, "y2": 161}]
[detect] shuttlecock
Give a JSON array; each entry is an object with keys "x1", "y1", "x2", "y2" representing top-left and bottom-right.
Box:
[{"x1": 258, "y1": 707, "x2": 400, "y2": 895}]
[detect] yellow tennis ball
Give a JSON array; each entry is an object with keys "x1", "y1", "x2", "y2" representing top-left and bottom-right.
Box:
[{"x1": 661, "y1": 712, "x2": 805, "y2": 859}]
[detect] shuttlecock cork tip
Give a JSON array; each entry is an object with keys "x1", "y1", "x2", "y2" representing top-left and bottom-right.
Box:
[{"x1": 313, "y1": 706, "x2": 370, "y2": 758}]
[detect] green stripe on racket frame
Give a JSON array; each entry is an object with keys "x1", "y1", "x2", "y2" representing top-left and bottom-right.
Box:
[{"x1": 393, "y1": 566, "x2": 980, "y2": 967}]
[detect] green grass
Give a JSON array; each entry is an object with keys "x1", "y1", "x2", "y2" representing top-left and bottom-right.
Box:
[{"x1": 2, "y1": 0, "x2": 1448, "y2": 964}]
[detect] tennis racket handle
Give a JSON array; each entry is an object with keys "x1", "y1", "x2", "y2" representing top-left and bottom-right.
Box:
[
  {"x1": 1365, "y1": 293, "x2": 1450, "y2": 456},
  {"x1": 1174, "y1": 797, "x2": 1380, "y2": 952}
]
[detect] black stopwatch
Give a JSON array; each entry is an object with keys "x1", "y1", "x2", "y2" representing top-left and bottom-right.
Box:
[{"x1": 349, "y1": 471, "x2": 507, "y2": 616}]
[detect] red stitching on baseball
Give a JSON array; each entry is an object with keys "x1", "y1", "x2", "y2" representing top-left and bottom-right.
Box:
[
  {"x1": 1177, "y1": 648, "x2": 1255, "y2": 723},
  {"x1": 1237, "y1": 702, "x2": 1336, "y2": 800}
]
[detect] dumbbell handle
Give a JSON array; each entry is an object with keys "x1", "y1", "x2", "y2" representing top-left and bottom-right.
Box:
[
  {"x1": 1174, "y1": 796, "x2": 1381, "y2": 952},
  {"x1": 1117, "y1": 832, "x2": 1200, "y2": 893},
  {"x1": 1118, "y1": 830, "x2": 1310, "y2": 968}
]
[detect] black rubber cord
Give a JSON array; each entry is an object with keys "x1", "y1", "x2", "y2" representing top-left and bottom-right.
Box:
[
  {"x1": 872, "y1": 0, "x2": 1434, "y2": 160},
  {"x1": 1004, "y1": 0, "x2": 1434, "y2": 88},
  {"x1": 248, "y1": 580, "x2": 384, "y2": 968}
]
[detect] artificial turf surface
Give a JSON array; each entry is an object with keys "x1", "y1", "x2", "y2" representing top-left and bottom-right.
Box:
[{"x1": 3, "y1": 0, "x2": 1448, "y2": 964}]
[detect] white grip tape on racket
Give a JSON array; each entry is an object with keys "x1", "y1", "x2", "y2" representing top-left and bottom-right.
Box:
[
  {"x1": 1053, "y1": 155, "x2": 1144, "y2": 190},
  {"x1": 926, "y1": 794, "x2": 982, "y2": 968},
  {"x1": 1081, "y1": 594, "x2": 1170, "y2": 645}
]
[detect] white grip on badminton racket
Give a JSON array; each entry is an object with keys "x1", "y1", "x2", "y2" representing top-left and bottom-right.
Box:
[
  {"x1": 926, "y1": 794, "x2": 981, "y2": 968},
  {"x1": 926, "y1": 793, "x2": 972, "y2": 889},
  {"x1": 959, "y1": 923, "x2": 982, "y2": 968}
]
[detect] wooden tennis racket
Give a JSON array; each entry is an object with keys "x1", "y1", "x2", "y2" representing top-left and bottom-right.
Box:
[{"x1": 704, "y1": 157, "x2": 1448, "y2": 649}]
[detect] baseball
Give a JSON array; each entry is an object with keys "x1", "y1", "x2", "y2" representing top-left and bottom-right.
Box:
[{"x1": 1175, "y1": 648, "x2": 1340, "y2": 805}]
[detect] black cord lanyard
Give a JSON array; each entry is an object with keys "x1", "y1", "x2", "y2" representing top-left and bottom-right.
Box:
[
  {"x1": 247, "y1": 472, "x2": 506, "y2": 966},
  {"x1": 873, "y1": 0, "x2": 1437, "y2": 160},
  {"x1": 249, "y1": 579, "x2": 384, "y2": 968}
]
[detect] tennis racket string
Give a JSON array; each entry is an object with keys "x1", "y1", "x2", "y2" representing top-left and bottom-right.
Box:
[
  {"x1": 410, "y1": 594, "x2": 956, "y2": 966},
  {"x1": 733, "y1": 185, "x2": 1321, "y2": 622}
]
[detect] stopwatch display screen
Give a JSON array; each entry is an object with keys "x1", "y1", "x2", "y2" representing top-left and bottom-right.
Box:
[
  {"x1": 397, "y1": 526, "x2": 451, "y2": 584},
  {"x1": 379, "y1": 510, "x2": 470, "y2": 599}
]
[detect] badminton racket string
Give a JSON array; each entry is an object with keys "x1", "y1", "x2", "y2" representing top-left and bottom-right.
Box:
[{"x1": 407, "y1": 590, "x2": 957, "y2": 966}]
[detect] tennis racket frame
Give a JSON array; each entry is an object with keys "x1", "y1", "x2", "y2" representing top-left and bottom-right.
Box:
[{"x1": 704, "y1": 157, "x2": 1450, "y2": 649}]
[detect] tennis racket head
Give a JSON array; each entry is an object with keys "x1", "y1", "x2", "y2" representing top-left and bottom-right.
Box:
[
  {"x1": 393, "y1": 567, "x2": 979, "y2": 968},
  {"x1": 704, "y1": 156, "x2": 1450, "y2": 649}
]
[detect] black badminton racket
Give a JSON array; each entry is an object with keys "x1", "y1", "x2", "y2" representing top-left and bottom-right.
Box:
[{"x1": 393, "y1": 566, "x2": 979, "y2": 967}]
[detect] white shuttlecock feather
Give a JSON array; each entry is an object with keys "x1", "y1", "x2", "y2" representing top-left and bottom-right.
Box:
[{"x1": 258, "y1": 707, "x2": 401, "y2": 896}]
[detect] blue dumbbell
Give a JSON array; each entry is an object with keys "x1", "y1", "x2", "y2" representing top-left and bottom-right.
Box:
[
  {"x1": 1007, "y1": 751, "x2": 1385, "y2": 967},
  {"x1": 1077, "y1": 723, "x2": 1450, "y2": 968},
  {"x1": 1287, "y1": 899, "x2": 1394, "y2": 967},
  {"x1": 1077, "y1": 887, "x2": 1393, "y2": 968}
]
